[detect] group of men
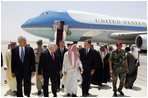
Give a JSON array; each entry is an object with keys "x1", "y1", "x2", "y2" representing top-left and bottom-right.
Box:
[{"x1": 2, "y1": 36, "x2": 140, "y2": 97}]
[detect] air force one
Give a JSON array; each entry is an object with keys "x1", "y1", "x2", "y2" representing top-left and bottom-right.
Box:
[{"x1": 21, "y1": 10, "x2": 147, "y2": 50}]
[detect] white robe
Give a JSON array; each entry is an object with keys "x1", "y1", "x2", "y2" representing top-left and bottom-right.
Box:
[
  {"x1": 62, "y1": 52, "x2": 83, "y2": 94},
  {"x1": 4, "y1": 49, "x2": 17, "y2": 91}
]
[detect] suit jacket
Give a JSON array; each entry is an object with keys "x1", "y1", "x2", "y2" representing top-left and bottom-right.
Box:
[
  {"x1": 11, "y1": 46, "x2": 35, "y2": 76},
  {"x1": 56, "y1": 47, "x2": 67, "y2": 70},
  {"x1": 79, "y1": 48, "x2": 98, "y2": 73},
  {"x1": 38, "y1": 49, "x2": 61, "y2": 77}
]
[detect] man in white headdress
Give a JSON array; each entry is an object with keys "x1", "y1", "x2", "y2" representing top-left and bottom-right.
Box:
[
  {"x1": 62, "y1": 44, "x2": 83, "y2": 97},
  {"x1": 125, "y1": 46, "x2": 140, "y2": 89},
  {"x1": 99, "y1": 45, "x2": 108, "y2": 84},
  {"x1": 4, "y1": 42, "x2": 17, "y2": 95}
]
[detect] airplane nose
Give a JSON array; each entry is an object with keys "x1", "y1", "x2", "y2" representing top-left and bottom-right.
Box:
[
  {"x1": 21, "y1": 16, "x2": 45, "y2": 28},
  {"x1": 21, "y1": 19, "x2": 35, "y2": 28},
  {"x1": 21, "y1": 16, "x2": 50, "y2": 28}
]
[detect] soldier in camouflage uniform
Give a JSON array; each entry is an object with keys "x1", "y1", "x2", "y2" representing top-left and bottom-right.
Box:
[
  {"x1": 109, "y1": 42, "x2": 128, "y2": 97},
  {"x1": 34, "y1": 39, "x2": 44, "y2": 95}
]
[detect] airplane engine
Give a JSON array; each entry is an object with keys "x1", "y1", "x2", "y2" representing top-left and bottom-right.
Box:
[{"x1": 135, "y1": 34, "x2": 147, "y2": 50}]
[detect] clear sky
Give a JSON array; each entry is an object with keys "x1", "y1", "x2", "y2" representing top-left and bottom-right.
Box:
[{"x1": 1, "y1": 1, "x2": 147, "y2": 41}]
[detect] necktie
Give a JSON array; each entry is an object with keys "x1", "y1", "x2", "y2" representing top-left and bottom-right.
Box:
[
  {"x1": 61, "y1": 48, "x2": 64, "y2": 55},
  {"x1": 86, "y1": 49, "x2": 88, "y2": 55},
  {"x1": 51, "y1": 52, "x2": 54, "y2": 60},
  {"x1": 21, "y1": 48, "x2": 25, "y2": 62}
]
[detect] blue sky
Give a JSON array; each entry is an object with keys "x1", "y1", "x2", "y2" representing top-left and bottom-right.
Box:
[{"x1": 1, "y1": 1, "x2": 147, "y2": 41}]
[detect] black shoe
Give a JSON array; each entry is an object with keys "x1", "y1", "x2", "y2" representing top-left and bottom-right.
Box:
[
  {"x1": 72, "y1": 94, "x2": 77, "y2": 97},
  {"x1": 83, "y1": 94, "x2": 87, "y2": 97},
  {"x1": 62, "y1": 85, "x2": 64, "y2": 88},
  {"x1": 37, "y1": 91, "x2": 42, "y2": 95},
  {"x1": 53, "y1": 94, "x2": 57, "y2": 97},
  {"x1": 113, "y1": 91, "x2": 118, "y2": 97},
  {"x1": 118, "y1": 91, "x2": 124, "y2": 96},
  {"x1": 67, "y1": 93, "x2": 71, "y2": 97},
  {"x1": 87, "y1": 93, "x2": 90, "y2": 96},
  {"x1": 13, "y1": 91, "x2": 17, "y2": 96},
  {"x1": 129, "y1": 86, "x2": 132, "y2": 89},
  {"x1": 27, "y1": 95, "x2": 30, "y2": 97}
]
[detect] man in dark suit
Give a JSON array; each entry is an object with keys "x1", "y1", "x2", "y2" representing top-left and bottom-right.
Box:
[
  {"x1": 38, "y1": 43, "x2": 60, "y2": 97},
  {"x1": 11, "y1": 36, "x2": 35, "y2": 97},
  {"x1": 56, "y1": 41, "x2": 67, "y2": 90},
  {"x1": 79, "y1": 40, "x2": 98, "y2": 97}
]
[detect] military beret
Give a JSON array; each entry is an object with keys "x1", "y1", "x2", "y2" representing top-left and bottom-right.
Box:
[
  {"x1": 37, "y1": 39, "x2": 43, "y2": 44},
  {"x1": 116, "y1": 42, "x2": 123, "y2": 46}
]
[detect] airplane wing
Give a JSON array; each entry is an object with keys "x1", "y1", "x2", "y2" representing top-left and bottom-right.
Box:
[{"x1": 108, "y1": 31, "x2": 146, "y2": 40}]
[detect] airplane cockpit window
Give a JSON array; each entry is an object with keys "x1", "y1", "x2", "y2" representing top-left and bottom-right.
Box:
[{"x1": 41, "y1": 11, "x2": 49, "y2": 15}]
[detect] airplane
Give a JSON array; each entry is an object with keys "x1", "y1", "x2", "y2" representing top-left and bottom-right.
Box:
[{"x1": 21, "y1": 10, "x2": 147, "y2": 50}]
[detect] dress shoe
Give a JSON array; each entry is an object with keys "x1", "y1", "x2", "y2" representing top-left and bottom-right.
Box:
[
  {"x1": 62, "y1": 85, "x2": 64, "y2": 88},
  {"x1": 72, "y1": 93, "x2": 77, "y2": 97},
  {"x1": 67, "y1": 93, "x2": 71, "y2": 97},
  {"x1": 27, "y1": 95, "x2": 30, "y2": 97},
  {"x1": 53, "y1": 94, "x2": 57, "y2": 97},
  {"x1": 13, "y1": 91, "x2": 17, "y2": 96},
  {"x1": 113, "y1": 91, "x2": 118, "y2": 97},
  {"x1": 129, "y1": 86, "x2": 132, "y2": 89},
  {"x1": 83, "y1": 94, "x2": 87, "y2": 97},
  {"x1": 118, "y1": 91, "x2": 124, "y2": 96},
  {"x1": 37, "y1": 91, "x2": 42, "y2": 95}
]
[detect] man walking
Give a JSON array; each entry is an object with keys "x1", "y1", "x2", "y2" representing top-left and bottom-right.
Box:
[
  {"x1": 79, "y1": 40, "x2": 98, "y2": 97},
  {"x1": 11, "y1": 36, "x2": 35, "y2": 97},
  {"x1": 109, "y1": 42, "x2": 128, "y2": 97},
  {"x1": 38, "y1": 43, "x2": 60, "y2": 97},
  {"x1": 56, "y1": 41, "x2": 67, "y2": 90},
  {"x1": 34, "y1": 39, "x2": 44, "y2": 95}
]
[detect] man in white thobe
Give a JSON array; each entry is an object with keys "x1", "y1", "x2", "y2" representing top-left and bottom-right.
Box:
[
  {"x1": 4, "y1": 42, "x2": 17, "y2": 96},
  {"x1": 62, "y1": 44, "x2": 83, "y2": 97}
]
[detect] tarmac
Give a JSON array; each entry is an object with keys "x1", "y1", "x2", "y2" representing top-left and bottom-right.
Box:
[{"x1": 1, "y1": 41, "x2": 147, "y2": 97}]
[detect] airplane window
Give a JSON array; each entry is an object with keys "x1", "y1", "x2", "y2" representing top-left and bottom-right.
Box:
[{"x1": 41, "y1": 12, "x2": 48, "y2": 15}]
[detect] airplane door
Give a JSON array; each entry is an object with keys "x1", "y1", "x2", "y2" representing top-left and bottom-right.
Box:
[{"x1": 53, "y1": 20, "x2": 65, "y2": 46}]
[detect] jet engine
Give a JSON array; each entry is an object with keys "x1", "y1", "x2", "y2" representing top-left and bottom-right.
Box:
[{"x1": 135, "y1": 34, "x2": 147, "y2": 50}]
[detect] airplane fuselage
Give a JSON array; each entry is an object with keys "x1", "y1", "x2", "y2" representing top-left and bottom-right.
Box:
[{"x1": 21, "y1": 10, "x2": 147, "y2": 45}]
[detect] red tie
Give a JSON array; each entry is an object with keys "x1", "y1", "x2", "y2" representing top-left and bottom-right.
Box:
[{"x1": 51, "y1": 52, "x2": 54, "y2": 60}]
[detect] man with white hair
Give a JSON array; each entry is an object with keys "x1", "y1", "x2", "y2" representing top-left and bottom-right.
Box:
[
  {"x1": 38, "y1": 43, "x2": 61, "y2": 97},
  {"x1": 11, "y1": 36, "x2": 35, "y2": 97}
]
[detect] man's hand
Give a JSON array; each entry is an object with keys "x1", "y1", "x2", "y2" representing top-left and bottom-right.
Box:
[
  {"x1": 110, "y1": 70, "x2": 113, "y2": 77},
  {"x1": 80, "y1": 69, "x2": 83, "y2": 74},
  {"x1": 126, "y1": 68, "x2": 129, "y2": 73},
  {"x1": 12, "y1": 73, "x2": 15, "y2": 78},
  {"x1": 90, "y1": 69, "x2": 95, "y2": 75},
  {"x1": 32, "y1": 72, "x2": 35, "y2": 77},
  {"x1": 4, "y1": 67, "x2": 7, "y2": 70},
  {"x1": 60, "y1": 70, "x2": 63, "y2": 78},
  {"x1": 38, "y1": 75, "x2": 43, "y2": 80},
  {"x1": 60, "y1": 70, "x2": 62, "y2": 75},
  {"x1": 64, "y1": 71, "x2": 67, "y2": 76}
]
